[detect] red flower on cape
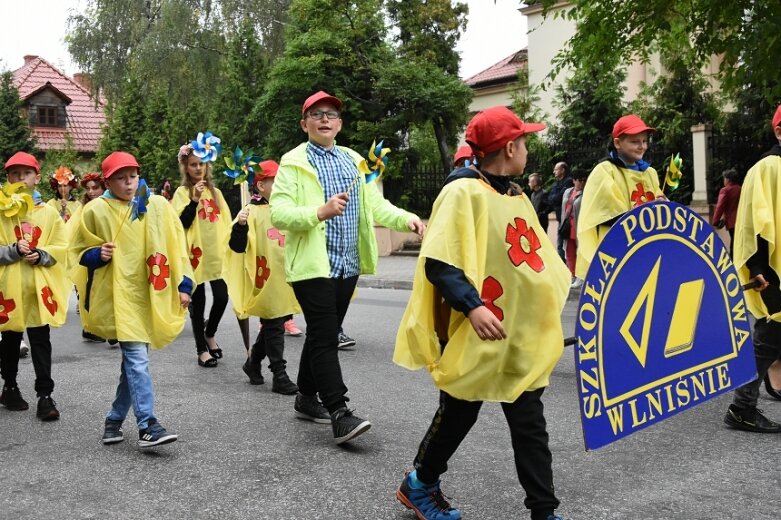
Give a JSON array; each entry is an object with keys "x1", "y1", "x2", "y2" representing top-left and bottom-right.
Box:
[
  {"x1": 41, "y1": 286, "x2": 58, "y2": 315},
  {"x1": 190, "y1": 245, "x2": 203, "y2": 270},
  {"x1": 14, "y1": 222, "x2": 43, "y2": 249},
  {"x1": 198, "y1": 199, "x2": 220, "y2": 222},
  {"x1": 480, "y1": 276, "x2": 504, "y2": 321},
  {"x1": 630, "y1": 182, "x2": 656, "y2": 207},
  {"x1": 267, "y1": 227, "x2": 285, "y2": 247},
  {"x1": 255, "y1": 256, "x2": 271, "y2": 289},
  {"x1": 505, "y1": 217, "x2": 545, "y2": 272},
  {"x1": 147, "y1": 253, "x2": 171, "y2": 291},
  {"x1": 0, "y1": 292, "x2": 16, "y2": 324}
]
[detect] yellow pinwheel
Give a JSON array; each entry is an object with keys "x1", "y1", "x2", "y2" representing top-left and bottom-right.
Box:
[
  {"x1": 358, "y1": 140, "x2": 390, "y2": 183},
  {"x1": 664, "y1": 153, "x2": 683, "y2": 191},
  {"x1": 0, "y1": 181, "x2": 34, "y2": 219}
]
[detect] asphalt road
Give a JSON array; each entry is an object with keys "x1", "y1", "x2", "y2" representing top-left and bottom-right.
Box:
[{"x1": 1, "y1": 288, "x2": 779, "y2": 519}]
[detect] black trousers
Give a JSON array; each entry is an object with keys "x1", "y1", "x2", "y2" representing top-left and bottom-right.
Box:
[
  {"x1": 0, "y1": 326, "x2": 54, "y2": 396},
  {"x1": 189, "y1": 279, "x2": 229, "y2": 354},
  {"x1": 249, "y1": 316, "x2": 288, "y2": 374},
  {"x1": 733, "y1": 318, "x2": 781, "y2": 409},
  {"x1": 291, "y1": 276, "x2": 357, "y2": 414},
  {"x1": 414, "y1": 388, "x2": 559, "y2": 520}
]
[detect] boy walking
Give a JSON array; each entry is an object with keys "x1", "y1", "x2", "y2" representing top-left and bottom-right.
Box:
[
  {"x1": 69, "y1": 152, "x2": 193, "y2": 447},
  {"x1": 394, "y1": 106, "x2": 570, "y2": 520},
  {"x1": 0, "y1": 152, "x2": 68, "y2": 420},
  {"x1": 723, "y1": 105, "x2": 781, "y2": 433}
]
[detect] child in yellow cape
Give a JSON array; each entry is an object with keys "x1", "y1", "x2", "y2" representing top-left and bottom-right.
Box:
[
  {"x1": 68, "y1": 151, "x2": 193, "y2": 448},
  {"x1": 0, "y1": 151, "x2": 68, "y2": 420},
  {"x1": 224, "y1": 160, "x2": 300, "y2": 395},
  {"x1": 723, "y1": 105, "x2": 781, "y2": 434},
  {"x1": 393, "y1": 106, "x2": 570, "y2": 520},
  {"x1": 173, "y1": 141, "x2": 231, "y2": 367},
  {"x1": 575, "y1": 114, "x2": 664, "y2": 279}
]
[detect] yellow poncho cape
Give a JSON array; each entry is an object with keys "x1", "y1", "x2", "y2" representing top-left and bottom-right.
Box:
[
  {"x1": 46, "y1": 198, "x2": 80, "y2": 223},
  {"x1": 0, "y1": 204, "x2": 69, "y2": 331},
  {"x1": 394, "y1": 178, "x2": 570, "y2": 402},
  {"x1": 734, "y1": 154, "x2": 781, "y2": 322},
  {"x1": 172, "y1": 186, "x2": 231, "y2": 285},
  {"x1": 223, "y1": 204, "x2": 300, "y2": 320},
  {"x1": 68, "y1": 195, "x2": 193, "y2": 348},
  {"x1": 576, "y1": 160, "x2": 661, "y2": 278}
]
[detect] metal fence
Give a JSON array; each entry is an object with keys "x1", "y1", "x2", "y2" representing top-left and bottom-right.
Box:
[{"x1": 708, "y1": 131, "x2": 767, "y2": 203}]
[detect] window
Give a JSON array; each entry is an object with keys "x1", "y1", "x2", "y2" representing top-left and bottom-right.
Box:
[
  {"x1": 28, "y1": 104, "x2": 66, "y2": 128},
  {"x1": 38, "y1": 106, "x2": 58, "y2": 127}
]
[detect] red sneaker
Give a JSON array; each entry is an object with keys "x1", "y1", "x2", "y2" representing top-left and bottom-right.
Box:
[{"x1": 284, "y1": 319, "x2": 303, "y2": 337}]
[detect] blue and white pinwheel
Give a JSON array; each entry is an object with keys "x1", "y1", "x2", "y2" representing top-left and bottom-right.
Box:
[
  {"x1": 191, "y1": 131, "x2": 222, "y2": 163},
  {"x1": 131, "y1": 179, "x2": 150, "y2": 221},
  {"x1": 223, "y1": 146, "x2": 263, "y2": 186}
]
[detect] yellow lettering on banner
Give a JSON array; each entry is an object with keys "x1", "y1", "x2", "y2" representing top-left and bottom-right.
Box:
[
  {"x1": 583, "y1": 278, "x2": 605, "y2": 305},
  {"x1": 621, "y1": 215, "x2": 638, "y2": 246},
  {"x1": 716, "y1": 245, "x2": 732, "y2": 275},
  {"x1": 735, "y1": 328, "x2": 750, "y2": 351},
  {"x1": 599, "y1": 251, "x2": 616, "y2": 279},
  {"x1": 691, "y1": 372, "x2": 707, "y2": 401},
  {"x1": 606, "y1": 405, "x2": 624, "y2": 434},
  {"x1": 629, "y1": 398, "x2": 647, "y2": 427},
  {"x1": 731, "y1": 299, "x2": 747, "y2": 322},
  {"x1": 583, "y1": 394, "x2": 602, "y2": 418},
  {"x1": 579, "y1": 367, "x2": 600, "y2": 393},
  {"x1": 706, "y1": 367, "x2": 717, "y2": 395},
  {"x1": 577, "y1": 335, "x2": 597, "y2": 363},
  {"x1": 673, "y1": 206, "x2": 687, "y2": 233},
  {"x1": 675, "y1": 380, "x2": 691, "y2": 406},
  {"x1": 639, "y1": 206, "x2": 655, "y2": 232},
  {"x1": 725, "y1": 273, "x2": 740, "y2": 297},
  {"x1": 686, "y1": 213, "x2": 704, "y2": 241},
  {"x1": 645, "y1": 389, "x2": 664, "y2": 420},
  {"x1": 717, "y1": 363, "x2": 731, "y2": 390},
  {"x1": 699, "y1": 232, "x2": 715, "y2": 258},
  {"x1": 579, "y1": 302, "x2": 598, "y2": 332},
  {"x1": 655, "y1": 203, "x2": 672, "y2": 230},
  {"x1": 663, "y1": 384, "x2": 677, "y2": 412}
]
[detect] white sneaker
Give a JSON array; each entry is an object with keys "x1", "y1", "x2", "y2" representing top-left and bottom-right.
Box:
[
  {"x1": 570, "y1": 278, "x2": 584, "y2": 289},
  {"x1": 19, "y1": 340, "x2": 29, "y2": 358}
]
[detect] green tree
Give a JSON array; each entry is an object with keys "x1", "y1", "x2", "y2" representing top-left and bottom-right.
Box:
[
  {"x1": 97, "y1": 69, "x2": 146, "y2": 161},
  {"x1": 0, "y1": 71, "x2": 36, "y2": 160},
  {"x1": 539, "y1": 0, "x2": 781, "y2": 102}
]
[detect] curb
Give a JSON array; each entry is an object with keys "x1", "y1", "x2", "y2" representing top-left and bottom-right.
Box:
[{"x1": 357, "y1": 277, "x2": 413, "y2": 290}]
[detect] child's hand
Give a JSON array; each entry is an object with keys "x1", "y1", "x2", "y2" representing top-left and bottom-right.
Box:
[
  {"x1": 467, "y1": 306, "x2": 507, "y2": 341},
  {"x1": 179, "y1": 292, "x2": 191, "y2": 308},
  {"x1": 17, "y1": 239, "x2": 31, "y2": 255},
  {"x1": 750, "y1": 274, "x2": 770, "y2": 292},
  {"x1": 100, "y1": 242, "x2": 116, "y2": 262},
  {"x1": 60, "y1": 199, "x2": 67, "y2": 209},
  {"x1": 23, "y1": 250, "x2": 40, "y2": 264},
  {"x1": 191, "y1": 181, "x2": 207, "y2": 202},
  {"x1": 407, "y1": 217, "x2": 426, "y2": 237},
  {"x1": 237, "y1": 206, "x2": 250, "y2": 225},
  {"x1": 317, "y1": 192, "x2": 349, "y2": 221}
]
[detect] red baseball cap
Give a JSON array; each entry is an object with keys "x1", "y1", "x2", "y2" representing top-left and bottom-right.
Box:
[
  {"x1": 302, "y1": 91, "x2": 342, "y2": 115},
  {"x1": 612, "y1": 114, "x2": 655, "y2": 138},
  {"x1": 102, "y1": 151, "x2": 140, "y2": 179},
  {"x1": 257, "y1": 160, "x2": 278, "y2": 179},
  {"x1": 453, "y1": 145, "x2": 473, "y2": 164},
  {"x1": 4, "y1": 151, "x2": 40, "y2": 174},
  {"x1": 465, "y1": 106, "x2": 545, "y2": 156},
  {"x1": 772, "y1": 105, "x2": 781, "y2": 129}
]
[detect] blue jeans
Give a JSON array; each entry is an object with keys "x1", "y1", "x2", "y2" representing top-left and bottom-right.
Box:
[{"x1": 106, "y1": 342, "x2": 157, "y2": 430}]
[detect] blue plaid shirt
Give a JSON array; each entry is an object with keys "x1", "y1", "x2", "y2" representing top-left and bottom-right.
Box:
[{"x1": 306, "y1": 142, "x2": 361, "y2": 279}]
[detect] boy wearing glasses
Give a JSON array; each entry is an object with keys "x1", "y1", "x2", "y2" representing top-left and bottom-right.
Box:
[{"x1": 270, "y1": 90, "x2": 424, "y2": 445}]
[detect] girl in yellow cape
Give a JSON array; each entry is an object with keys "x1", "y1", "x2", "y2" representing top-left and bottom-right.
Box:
[
  {"x1": 173, "y1": 142, "x2": 231, "y2": 367},
  {"x1": 68, "y1": 151, "x2": 193, "y2": 448},
  {"x1": 224, "y1": 160, "x2": 300, "y2": 394},
  {"x1": 575, "y1": 114, "x2": 664, "y2": 279},
  {"x1": 47, "y1": 166, "x2": 80, "y2": 223},
  {"x1": 393, "y1": 106, "x2": 570, "y2": 520},
  {"x1": 723, "y1": 105, "x2": 781, "y2": 434},
  {"x1": 0, "y1": 151, "x2": 68, "y2": 420}
]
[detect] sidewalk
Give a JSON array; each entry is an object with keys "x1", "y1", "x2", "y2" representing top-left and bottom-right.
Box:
[{"x1": 358, "y1": 254, "x2": 417, "y2": 290}]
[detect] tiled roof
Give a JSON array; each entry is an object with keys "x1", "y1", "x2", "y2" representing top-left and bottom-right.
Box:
[
  {"x1": 464, "y1": 49, "x2": 528, "y2": 88},
  {"x1": 12, "y1": 56, "x2": 106, "y2": 153}
]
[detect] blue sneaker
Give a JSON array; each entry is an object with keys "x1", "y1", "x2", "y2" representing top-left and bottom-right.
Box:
[
  {"x1": 396, "y1": 472, "x2": 461, "y2": 520},
  {"x1": 138, "y1": 420, "x2": 177, "y2": 448}
]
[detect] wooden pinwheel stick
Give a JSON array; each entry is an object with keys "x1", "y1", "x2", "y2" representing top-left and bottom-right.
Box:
[{"x1": 111, "y1": 204, "x2": 134, "y2": 243}]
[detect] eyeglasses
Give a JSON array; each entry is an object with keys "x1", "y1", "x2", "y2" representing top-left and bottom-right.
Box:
[{"x1": 307, "y1": 110, "x2": 340, "y2": 120}]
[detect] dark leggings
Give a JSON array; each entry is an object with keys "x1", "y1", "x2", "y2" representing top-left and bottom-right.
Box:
[
  {"x1": 414, "y1": 388, "x2": 559, "y2": 520},
  {"x1": 189, "y1": 279, "x2": 229, "y2": 354},
  {"x1": 0, "y1": 326, "x2": 54, "y2": 396}
]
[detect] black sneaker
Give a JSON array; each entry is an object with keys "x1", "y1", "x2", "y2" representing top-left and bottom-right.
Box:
[
  {"x1": 396, "y1": 472, "x2": 462, "y2": 520},
  {"x1": 82, "y1": 330, "x2": 106, "y2": 343},
  {"x1": 331, "y1": 407, "x2": 371, "y2": 444},
  {"x1": 138, "y1": 420, "x2": 178, "y2": 448},
  {"x1": 272, "y1": 372, "x2": 299, "y2": 395},
  {"x1": 102, "y1": 418, "x2": 124, "y2": 444},
  {"x1": 724, "y1": 404, "x2": 781, "y2": 433},
  {"x1": 36, "y1": 395, "x2": 60, "y2": 421},
  {"x1": 242, "y1": 360, "x2": 264, "y2": 385},
  {"x1": 337, "y1": 332, "x2": 356, "y2": 349},
  {"x1": 0, "y1": 386, "x2": 29, "y2": 411},
  {"x1": 294, "y1": 393, "x2": 331, "y2": 424}
]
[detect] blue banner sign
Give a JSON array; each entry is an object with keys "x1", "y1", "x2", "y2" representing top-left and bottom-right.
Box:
[{"x1": 575, "y1": 201, "x2": 757, "y2": 450}]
